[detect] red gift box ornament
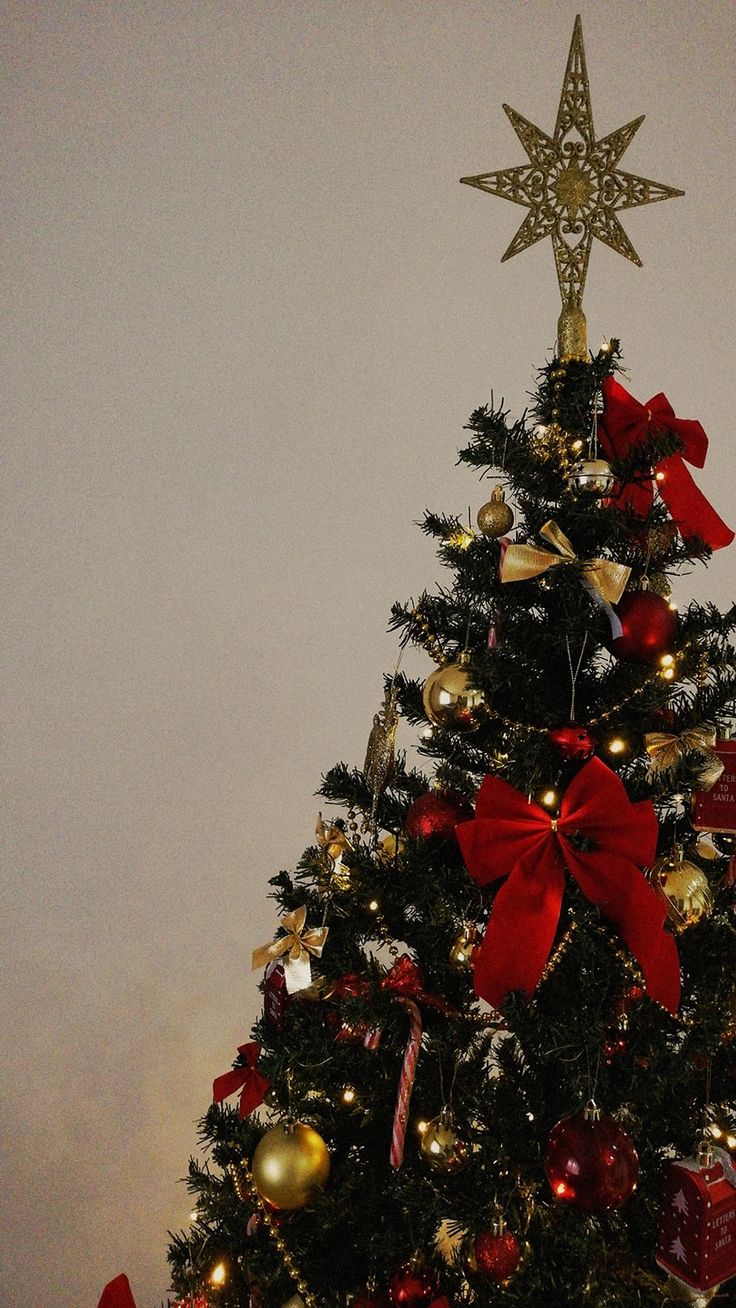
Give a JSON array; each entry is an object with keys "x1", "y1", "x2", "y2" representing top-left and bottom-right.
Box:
[
  {"x1": 598, "y1": 376, "x2": 734, "y2": 551},
  {"x1": 456, "y1": 756, "x2": 681, "y2": 1014},
  {"x1": 657, "y1": 1141, "x2": 736, "y2": 1292}
]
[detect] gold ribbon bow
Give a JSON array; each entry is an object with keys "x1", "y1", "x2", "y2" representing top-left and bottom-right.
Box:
[
  {"x1": 644, "y1": 724, "x2": 724, "y2": 790},
  {"x1": 500, "y1": 520, "x2": 631, "y2": 606},
  {"x1": 251, "y1": 906, "x2": 329, "y2": 994}
]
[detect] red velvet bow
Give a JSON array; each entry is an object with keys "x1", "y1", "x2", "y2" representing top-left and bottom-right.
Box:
[
  {"x1": 456, "y1": 757, "x2": 680, "y2": 1015},
  {"x1": 598, "y1": 377, "x2": 733, "y2": 551},
  {"x1": 381, "y1": 955, "x2": 456, "y2": 1014},
  {"x1": 212, "y1": 1041, "x2": 270, "y2": 1119}
]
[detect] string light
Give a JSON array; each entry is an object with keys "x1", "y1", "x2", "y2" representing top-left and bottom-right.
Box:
[
  {"x1": 416, "y1": 1119, "x2": 429, "y2": 1135},
  {"x1": 209, "y1": 1262, "x2": 227, "y2": 1286},
  {"x1": 367, "y1": 899, "x2": 380, "y2": 913},
  {"x1": 541, "y1": 789, "x2": 558, "y2": 808},
  {"x1": 608, "y1": 737, "x2": 626, "y2": 755},
  {"x1": 341, "y1": 1086, "x2": 357, "y2": 1106}
]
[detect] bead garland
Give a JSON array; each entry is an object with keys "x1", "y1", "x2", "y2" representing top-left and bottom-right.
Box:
[{"x1": 230, "y1": 1164, "x2": 319, "y2": 1308}]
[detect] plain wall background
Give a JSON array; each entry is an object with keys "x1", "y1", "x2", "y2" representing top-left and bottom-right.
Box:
[{"x1": 3, "y1": 2, "x2": 735, "y2": 1303}]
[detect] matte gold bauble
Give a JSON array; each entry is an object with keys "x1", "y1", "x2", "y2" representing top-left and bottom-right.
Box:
[
  {"x1": 419, "y1": 1107, "x2": 469, "y2": 1173},
  {"x1": 650, "y1": 844, "x2": 713, "y2": 932},
  {"x1": 476, "y1": 487, "x2": 514, "y2": 538},
  {"x1": 449, "y1": 923, "x2": 478, "y2": 972},
  {"x1": 647, "y1": 521, "x2": 677, "y2": 558},
  {"x1": 251, "y1": 1121, "x2": 330, "y2": 1209},
  {"x1": 566, "y1": 457, "x2": 615, "y2": 496},
  {"x1": 422, "y1": 652, "x2": 484, "y2": 732}
]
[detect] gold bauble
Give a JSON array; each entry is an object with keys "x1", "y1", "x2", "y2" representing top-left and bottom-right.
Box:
[
  {"x1": 566, "y1": 457, "x2": 615, "y2": 496},
  {"x1": 650, "y1": 844, "x2": 713, "y2": 932},
  {"x1": 419, "y1": 1107, "x2": 469, "y2": 1173},
  {"x1": 477, "y1": 486, "x2": 514, "y2": 538},
  {"x1": 449, "y1": 923, "x2": 478, "y2": 972},
  {"x1": 422, "y1": 652, "x2": 484, "y2": 732},
  {"x1": 251, "y1": 1121, "x2": 330, "y2": 1210}
]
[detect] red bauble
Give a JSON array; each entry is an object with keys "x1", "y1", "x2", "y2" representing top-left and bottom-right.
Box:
[
  {"x1": 544, "y1": 1107, "x2": 639, "y2": 1213},
  {"x1": 405, "y1": 790, "x2": 472, "y2": 841},
  {"x1": 388, "y1": 1262, "x2": 440, "y2": 1308},
  {"x1": 547, "y1": 722, "x2": 595, "y2": 761},
  {"x1": 473, "y1": 1228, "x2": 521, "y2": 1282},
  {"x1": 610, "y1": 590, "x2": 678, "y2": 662}
]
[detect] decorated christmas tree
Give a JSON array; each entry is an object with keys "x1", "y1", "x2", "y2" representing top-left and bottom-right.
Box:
[{"x1": 165, "y1": 18, "x2": 736, "y2": 1308}]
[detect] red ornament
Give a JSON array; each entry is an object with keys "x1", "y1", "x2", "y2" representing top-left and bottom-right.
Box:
[
  {"x1": 692, "y1": 739, "x2": 736, "y2": 834},
  {"x1": 610, "y1": 590, "x2": 678, "y2": 663},
  {"x1": 544, "y1": 1104, "x2": 639, "y2": 1213},
  {"x1": 405, "y1": 790, "x2": 472, "y2": 841},
  {"x1": 388, "y1": 1261, "x2": 440, "y2": 1308},
  {"x1": 354, "y1": 1287, "x2": 390, "y2": 1308},
  {"x1": 474, "y1": 1224, "x2": 521, "y2": 1282},
  {"x1": 657, "y1": 1145, "x2": 736, "y2": 1291},
  {"x1": 548, "y1": 722, "x2": 595, "y2": 761},
  {"x1": 263, "y1": 959, "x2": 292, "y2": 1031}
]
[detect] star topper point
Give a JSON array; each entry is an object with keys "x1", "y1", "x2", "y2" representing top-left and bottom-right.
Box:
[{"x1": 461, "y1": 14, "x2": 683, "y2": 359}]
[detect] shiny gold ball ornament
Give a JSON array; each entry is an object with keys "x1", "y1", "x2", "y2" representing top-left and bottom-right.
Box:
[
  {"x1": 476, "y1": 486, "x2": 514, "y2": 538},
  {"x1": 419, "y1": 1107, "x2": 469, "y2": 1173},
  {"x1": 566, "y1": 456, "x2": 615, "y2": 496},
  {"x1": 251, "y1": 1121, "x2": 330, "y2": 1209},
  {"x1": 449, "y1": 923, "x2": 479, "y2": 972},
  {"x1": 650, "y1": 844, "x2": 713, "y2": 932},
  {"x1": 422, "y1": 651, "x2": 485, "y2": 732}
]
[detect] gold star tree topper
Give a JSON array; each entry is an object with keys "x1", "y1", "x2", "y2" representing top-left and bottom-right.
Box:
[{"x1": 461, "y1": 15, "x2": 683, "y2": 360}]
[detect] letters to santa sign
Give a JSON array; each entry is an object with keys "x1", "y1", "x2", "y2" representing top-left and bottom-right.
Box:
[
  {"x1": 692, "y1": 739, "x2": 736, "y2": 833},
  {"x1": 656, "y1": 1149, "x2": 736, "y2": 1290}
]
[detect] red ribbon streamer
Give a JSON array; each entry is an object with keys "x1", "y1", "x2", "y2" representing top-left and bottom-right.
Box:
[
  {"x1": 456, "y1": 757, "x2": 681, "y2": 1015},
  {"x1": 381, "y1": 954, "x2": 456, "y2": 1014},
  {"x1": 598, "y1": 377, "x2": 733, "y2": 551},
  {"x1": 212, "y1": 1042, "x2": 270, "y2": 1119}
]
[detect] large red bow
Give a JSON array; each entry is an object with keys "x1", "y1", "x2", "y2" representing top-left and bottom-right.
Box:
[
  {"x1": 97, "y1": 1277, "x2": 137, "y2": 1308},
  {"x1": 212, "y1": 1041, "x2": 270, "y2": 1119},
  {"x1": 598, "y1": 377, "x2": 733, "y2": 551},
  {"x1": 456, "y1": 757, "x2": 680, "y2": 1015}
]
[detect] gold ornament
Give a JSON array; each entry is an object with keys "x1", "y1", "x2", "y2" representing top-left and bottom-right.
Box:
[
  {"x1": 449, "y1": 923, "x2": 479, "y2": 972},
  {"x1": 648, "y1": 571, "x2": 672, "y2": 600},
  {"x1": 644, "y1": 724, "x2": 724, "y2": 790},
  {"x1": 422, "y1": 651, "x2": 485, "y2": 731},
  {"x1": 315, "y1": 813, "x2": 352, "y2": 863},
  {"x1": 251, "y1": 1121, "x2": 330, "y2": 1210},
  {"x1": 364, "y1": 681, "x2": 400, "y2": 825},
  {"x1": 566, "y1": 457, "x2": 615, "y2": 496},
  {"x1": 663, "y1": 1274, "x2": 719, "y2": 1306},
  {"x1": 419, "y1": 1107, "x2": 469, "y2": 1173},
  {"x1": 460, "y1": 15, "x2": 683, "y2": 359},
  {"x1": 477, "y1": 486, "x2": 514, "y2": 538},
  {"x1": 501, "y1": 519, "x2": 629, "y2": 604},
  {"x1": 647, "y1": 521, "x2": 678, "y2": 559},
  {"x1": 377, "y1": 832, "x2": 407, "y2": 863},
  {"x1": 650, "y1": 844, "x2": 713, "y2": 932}
]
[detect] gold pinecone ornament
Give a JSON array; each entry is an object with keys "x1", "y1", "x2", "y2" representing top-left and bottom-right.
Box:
[{"x1": 650, "y1": 844, "x2": 713, "y2": 931}]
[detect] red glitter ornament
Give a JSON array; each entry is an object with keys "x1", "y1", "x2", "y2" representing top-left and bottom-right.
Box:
[
  {"x1": 544, "y1": 1102, "x2": 639, "y2": 1213},
  {"x1": 388, "y1": 1261, "x2": 440, "y2": 1308},
  {"x1": 474, "y1": 1222, "x2": 521, "y2": 1282},
  {"x1": 610, "y1": 590, "x2": 678, "y2": 662},
  {"x1": 547, "y1": 722, "x2": 595, "y2": 761},
  {"x1": 405, "y1": 790, "x2": 472, "y2": 841}
]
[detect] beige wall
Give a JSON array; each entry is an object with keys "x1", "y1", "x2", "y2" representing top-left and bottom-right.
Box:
[{"x1": 4, "y1": 2, "x2": 736, "y2": 1303}]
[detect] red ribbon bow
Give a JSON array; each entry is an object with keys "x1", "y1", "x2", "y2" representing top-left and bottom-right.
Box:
[
  {"x1": 598, "y1": 377, "x2": 733, "y2": 551},
  {"x1": 212, "y1": 1041, "x2": 270, "y2": 1119},
  {"x1": 97, "y1": 1277, "x2": 137, "y2": 1308},
  {"x1": 456, "y1": 756, "x2": 681, "y2": 1015},
  {"x1": 381, "y1": 955, "x2": 456, "y2": 1014}
]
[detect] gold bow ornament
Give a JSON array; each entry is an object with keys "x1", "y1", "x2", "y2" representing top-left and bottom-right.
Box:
[
  {"x1": 644, "y1": 724, "x2": 724, "y2": 790},
  {"x1": 251, "y1": 906, "x2": 329, "y2": 994},
  {"x1": 500, "y1": 520, "x2": 631, "y2": 607}
]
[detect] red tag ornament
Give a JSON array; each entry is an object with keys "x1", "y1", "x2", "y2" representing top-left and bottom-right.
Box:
[
  {"x1": 657, "y1": 1147, "x2": 736, "y2": 1291},
  {"x1": 456, "y1": 757, "x2": 681, "y2": 1014},
  {"x1": 692, "y1": 739, "x2": 736, "y2": 833}
]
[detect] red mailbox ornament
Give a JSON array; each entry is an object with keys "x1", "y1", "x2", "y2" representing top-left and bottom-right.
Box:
[
  {"x1": 656, "y1": 1146, "x2": 736, "y2": 1292},
  {"x1": 692, "y1": 739, "x2": 736, "y2": 833}
]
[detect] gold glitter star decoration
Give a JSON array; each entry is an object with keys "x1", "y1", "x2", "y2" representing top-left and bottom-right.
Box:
[{"x1": 461, "y1": 14, "x2": 683, "y2": 361}]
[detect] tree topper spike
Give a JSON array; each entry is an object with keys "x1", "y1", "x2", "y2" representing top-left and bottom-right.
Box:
[{"x1": 460, "y1": 14, "x2": 684, "y2": 360}]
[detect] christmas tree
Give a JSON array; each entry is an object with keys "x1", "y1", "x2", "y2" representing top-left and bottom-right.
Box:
[{"x1": 165, "y1": 18, "x2": 736, "y2": 1308}]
